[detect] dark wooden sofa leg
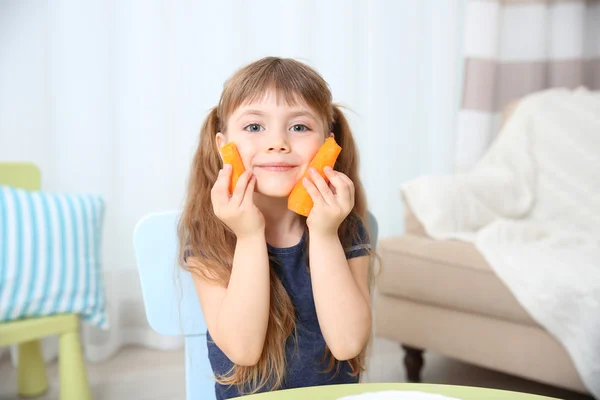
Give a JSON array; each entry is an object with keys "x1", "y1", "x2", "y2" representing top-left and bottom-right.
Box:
[{"x1": 401, "y1": 345, "x2": 424, "y2": 382}]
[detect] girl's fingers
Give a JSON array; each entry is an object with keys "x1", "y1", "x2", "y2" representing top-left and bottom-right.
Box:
[
  {"x1": 339, "y1": 173, "x2": 355, "y2": 196},
  {"x1": 302, "y1": 176, "x2": 325, "y2": 206},
  {"x1": 211, "y1": 165, "x2": 232, "y2": 203},
  {"x1": 309, "y1": 168, "x2": 335, "y2": 204},
  {"x1": 242, "y1": 174, "x2": 257, "y2": 207},
  {"x1": 329, "y1": 183, "x2": 337, "y2": 195},
  {"x1": 230, "y1": 170, "x2": 252, "y2": 206},
  {"x1": 324, "y1": 167, "x2": 352, "y2": 200}
]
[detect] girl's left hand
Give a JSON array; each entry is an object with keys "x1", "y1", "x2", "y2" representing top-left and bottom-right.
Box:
[{"x1": 303, "y1": 166, "x2": 355, "y2": 235}]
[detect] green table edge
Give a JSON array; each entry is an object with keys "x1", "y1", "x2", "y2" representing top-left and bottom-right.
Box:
[{"x1": 242, "y1": 383, "x2": 564, "y2": 399}]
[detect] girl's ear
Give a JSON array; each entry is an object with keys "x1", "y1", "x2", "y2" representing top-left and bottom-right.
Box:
[
  {"x1": 329, "y1": 132, "x2": 334, "y2": 139},
  {"x1": 215, "y1": 132, "x2": 226, "y2": 160}
]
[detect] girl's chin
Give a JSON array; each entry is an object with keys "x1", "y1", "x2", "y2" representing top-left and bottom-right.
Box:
[{"x1": 254, "y1": 183, "x2": 297, "y2": 199}]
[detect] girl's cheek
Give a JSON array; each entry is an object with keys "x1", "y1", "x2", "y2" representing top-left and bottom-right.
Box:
[{"x1": 238, "y1": 149, "x2": 254, "y2": 169}]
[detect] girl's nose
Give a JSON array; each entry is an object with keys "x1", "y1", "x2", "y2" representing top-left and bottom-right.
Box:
[{"x1": 267, "y1": 131, "x2": 290, "y2": 153}]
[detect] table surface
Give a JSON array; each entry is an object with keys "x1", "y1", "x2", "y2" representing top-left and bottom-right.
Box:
[{"x1": 243, "y1": 383, "x2": 562, "y2": 399}]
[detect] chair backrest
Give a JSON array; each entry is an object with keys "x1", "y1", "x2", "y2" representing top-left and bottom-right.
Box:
[
  {"x1": 0, "y1": 162, "x2": 41, "y2": 366},
  {"x1": 0, "y1": 162, "x2": 41, "y2": 190},
  {"x1": 133, "y1": 209, "x2": 378, "y2": 400},
  {"x1": 366, "y1": 210, "x2": 378, "y2": 250},
  {"x1": 133, "y1": 210, "x2": 214, "y2": 400},
  {"x1": 133, "y1": 210, "x2": 206, "y2": 336}
]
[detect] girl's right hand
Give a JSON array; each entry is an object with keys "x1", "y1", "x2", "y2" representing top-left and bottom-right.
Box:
[{"x1": 211, "y1": 164, "x2": 265, "y2": 238}]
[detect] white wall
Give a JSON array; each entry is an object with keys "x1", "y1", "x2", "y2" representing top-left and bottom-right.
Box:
[
  {"x1": 1, "y1": 0, "x2": 464, "y2": 362},
  {"x1": 1, "y1": 0, "x2": 464, "y2": 267}
]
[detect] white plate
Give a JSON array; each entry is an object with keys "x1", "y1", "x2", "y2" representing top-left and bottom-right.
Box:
[{"x1": 337, "y1": 391, "x2": 463, "y2": 400}]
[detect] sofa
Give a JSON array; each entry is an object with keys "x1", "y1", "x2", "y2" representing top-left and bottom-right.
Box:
[{"x1": 373, "y1": 103, "x2": 590, "y2": 396}]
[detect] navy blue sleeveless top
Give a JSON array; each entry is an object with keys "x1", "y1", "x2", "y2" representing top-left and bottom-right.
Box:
[{"x1": 206, "y1": 221, "x2": 371, "y2": 399}]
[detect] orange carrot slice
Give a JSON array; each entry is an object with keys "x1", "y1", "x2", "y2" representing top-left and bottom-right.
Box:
[
  {"x1": 220, "y1": 142, "x2": 246, "y2": 194},
  {"x1": 287, "y1": 137, "x2": 342, "y2": 216}
]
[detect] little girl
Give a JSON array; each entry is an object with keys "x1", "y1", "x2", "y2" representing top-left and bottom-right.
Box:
[{"x1": 178, "y1": 57, "x2": 375, "y2": 399}]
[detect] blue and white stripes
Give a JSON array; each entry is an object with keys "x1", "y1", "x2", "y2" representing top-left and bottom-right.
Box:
[{"x1": 0, "y1": 185, "x2": 108, "y2": 328}]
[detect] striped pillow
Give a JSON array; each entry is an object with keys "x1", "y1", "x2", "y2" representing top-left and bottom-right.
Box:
[{"x1": 0, "y1": 185, "x2": 108, "y2": 328}]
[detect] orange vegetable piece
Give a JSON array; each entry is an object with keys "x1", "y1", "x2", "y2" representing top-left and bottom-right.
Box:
[
  {"x1": 220, "y1": 142, "x2": 246, "y2": 194},
  {"x1": 287, "y1": 137, "x2": 342, "y2": 216}
]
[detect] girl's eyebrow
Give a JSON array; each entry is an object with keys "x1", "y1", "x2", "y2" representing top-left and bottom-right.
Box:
[
  {"x1": 236, "y1": 110, "x2": 265, "y2": 122},
  {"x1": 287, "y1": 110, "x2": 317, "y2": 120},
  {"x1": 235, "y1": 109, "x2": 318, "y2": 122}
]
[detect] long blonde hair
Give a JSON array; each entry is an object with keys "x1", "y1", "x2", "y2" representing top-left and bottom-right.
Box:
[{"x1": 177, "y1": 57, "x2": 375, "y2": 394}]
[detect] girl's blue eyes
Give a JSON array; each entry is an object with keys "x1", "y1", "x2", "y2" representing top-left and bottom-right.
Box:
[
  {"x1": 290, "y1": 124, "x2": 309, "y2": 132},
  {"x1": 245, "y1": 124, "x2": 264, "y2": 133},
  {"x1": 243, "y1": 124, "x2": 310, "y2": 133}
]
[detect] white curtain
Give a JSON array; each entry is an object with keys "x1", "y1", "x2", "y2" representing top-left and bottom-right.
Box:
[
  {"x1": 0, "y1": 0, "x2": 464, "y2": 363},
  {"x1": 455, "y1": 0, "x2": 600, "y2": 171}
]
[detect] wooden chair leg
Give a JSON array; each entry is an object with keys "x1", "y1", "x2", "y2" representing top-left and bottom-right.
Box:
[
  {"x1": 401, "y1": 344, "x2": 425, "y2": 383},
  {"x1": 17, "y1": 340, "x2": 49, "y2": 397},
  {"x1": 59, "y1": 330, "x2": 92, "y2": 400}
]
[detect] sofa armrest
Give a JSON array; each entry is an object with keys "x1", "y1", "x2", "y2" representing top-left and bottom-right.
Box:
[{"x1": 404, "y1": 201, "x2": 428, "y2": 237}]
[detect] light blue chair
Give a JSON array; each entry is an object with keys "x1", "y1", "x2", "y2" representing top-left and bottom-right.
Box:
[
  {"x1": 133, "y1": 210, "x2": 378, "y2": 400},
  {"x1": 133, "y1": 210, "x2": 214, "y2": 400}
]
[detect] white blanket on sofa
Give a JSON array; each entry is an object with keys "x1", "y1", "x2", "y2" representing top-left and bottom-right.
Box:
[{"x1": 401, "y1": 88, "x2": 600, "y2": 398}]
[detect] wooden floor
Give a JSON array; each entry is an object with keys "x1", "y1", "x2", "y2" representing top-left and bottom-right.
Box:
[{"x1": 0, "y1": 337, "x2": 592, "y2": 400}]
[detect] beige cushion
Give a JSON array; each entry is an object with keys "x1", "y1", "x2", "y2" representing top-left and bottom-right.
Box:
[
  {"x1": 376, "y1": 235, "x2": 538, "y2": 326},
  {"x1": 403, "y1": 200, "x2": 427, "y2": 237}
]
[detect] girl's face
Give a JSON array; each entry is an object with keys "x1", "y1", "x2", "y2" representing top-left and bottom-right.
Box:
[{"x1": 216, "y1": 89, "x2": 330, "y2": 198}]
